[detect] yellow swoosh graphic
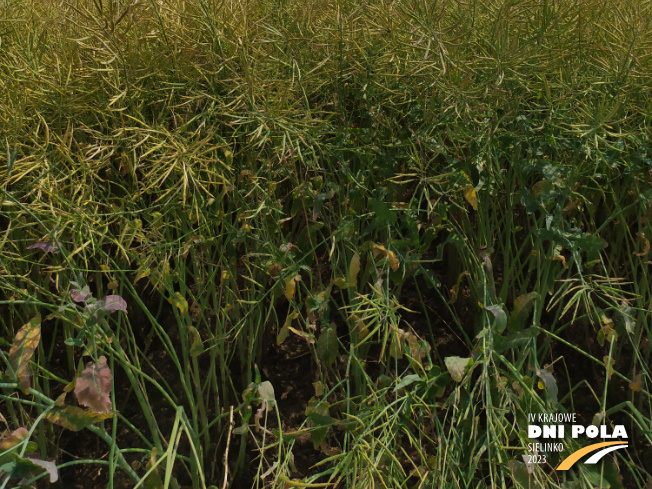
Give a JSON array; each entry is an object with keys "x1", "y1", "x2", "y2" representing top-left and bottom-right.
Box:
[{"x1": 556, "y1": 441, "x2": 628, "y2": 470}]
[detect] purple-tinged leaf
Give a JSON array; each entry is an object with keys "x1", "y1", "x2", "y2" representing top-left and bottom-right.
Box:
[
  {"x1": 88, "y1": 295, "x2": 127, "y2": 314},
  {"x1": 74, "y1": 356, "x2": 113, "y2": 413},
  {"x1": 26, "y1": 241, "x2": 59, "y2": 254},
  {"x1": 69, "y1": 285, "x2": 92, "y2": 302}
]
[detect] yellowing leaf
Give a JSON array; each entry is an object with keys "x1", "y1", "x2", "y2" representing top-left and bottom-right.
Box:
[
  {"x1": 372, "y1": 244, "x2": 400, "y2": 271},
  {"x1": 629, "y1": 373, "x2": 643, "y2": 392},
  {"x1": 448, "y1": 271, "x2": 470, "y2": 304},
  {"x1": 387, "y1": 249, "x2": 399, "y2": 271},
  {"x1": 277, "y1": 311, "x2": 299, "y2": 345},
  {"x1": 134, "y1": 267, "x2": 150, "y2": 285},
  {"x1": 348, "y1": 253, "x2": 361, "y2": 287},
  {"x1": 187, "y1": 326, "x2": 203, "y2": 357},
  {"x1": 285, "y1": 276, "x2": 297, "y2": 300},
  {"x1": 332, "y1": 277, "x2": 349, "y2": 289},
  {"x1": 372, "y1": 244, "x2": 387, "y2": 259},
  {"x1": 633, "y1": 232, "x2": 650, "y2": 257},
  {"x1": 288, "y1": 327, "x2": 315, "y2": 344},
  {"x1": 55, "y1": 392, "x2": 67, "y2": 407},
  {"x1": 0, "y1": 427, "x2": 29, "y2": 450},
  {"x1": 45, "y1": 405, "x2": 116, "y2": 431},
  {"x1": 463, "y1": 184, "x2": 478, "y2": 211},
  {"x1": 168, "y1": 292, "x2": 188, "y2": 315},
  {"x1": 445, "y1": 356, "x2": 473, "y2": 382},
  {"x1": 7, "y1": 313, "x2": 41, "y2": 392},
  {"x1": 144, "y1": 448, "x2": 164, "y2": 489}
]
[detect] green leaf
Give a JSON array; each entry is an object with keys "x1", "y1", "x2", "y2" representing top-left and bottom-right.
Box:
[
  {"x1": 494, "y1": 328, "x2": 538, "y2": 353},
  {"x1": 509, "y1": 292, "x2": 538, "y2": 331},
  {"x1": 305, "y1": 397, "x2": 334, "y2": 449},
  {"x1": 316, "y1": 324, "x2": 338, "y2": 367},
  {"x1": 445, "y1": 356, "x2": 473, "y2": 382},
  {"x1": 257, "y1": 381, "x2": 275, "y2": 404},
  {"x1": 394, "y1": 374, "x2": 422, "y2": 392},
  {"x1": 535, "y1": 227, "x2": 607, "y2": 253},
  {"x1": 508, "y1": 459, "x2": 531, "y2": 489},
  {"x1": 535, "y1": 368, "x2": 558, "y2": 403},
  {"x1": 1, "y1": 453, "x2": 58, "y2": 483},
  {"x1": 370, "y1": 198, "x2": 396, "y2": 226},
  {"x1": 484, "y1": 304, "x2": 507, "y2": 333}
]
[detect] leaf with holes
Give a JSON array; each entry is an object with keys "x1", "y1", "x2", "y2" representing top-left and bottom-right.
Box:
[
  {"x1": 74, "y1": 356, "x2": 112, "y2": 413},
  {"x1": 6, "y1": 314, "x2": 41, "y2": 392}
]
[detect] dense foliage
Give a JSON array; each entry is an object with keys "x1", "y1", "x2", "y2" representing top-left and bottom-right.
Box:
[{"x1": 1, "y1": 0, "x2": 651, "y2": 487}]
